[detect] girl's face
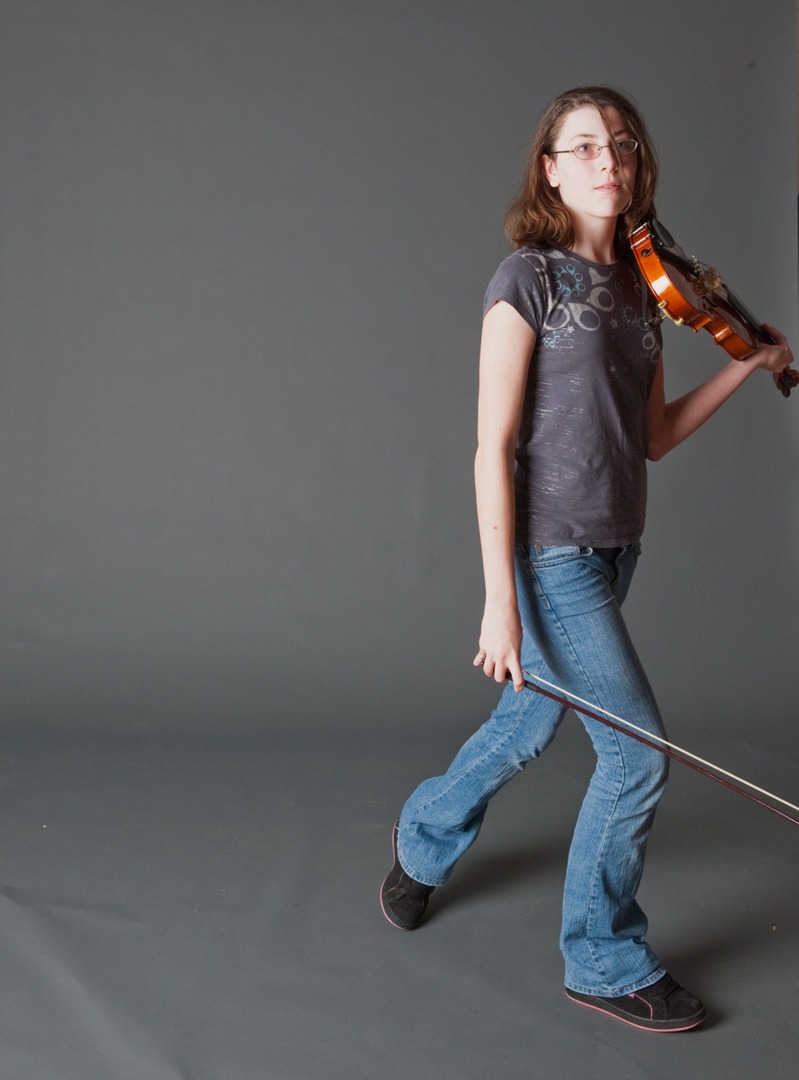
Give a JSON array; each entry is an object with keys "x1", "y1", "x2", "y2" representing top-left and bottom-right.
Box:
[{"x1": 542, "y1": 105, "x2": 638, "y2": 229}]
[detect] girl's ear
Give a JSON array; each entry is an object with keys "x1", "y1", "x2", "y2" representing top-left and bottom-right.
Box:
[{"x1": 542, "y1": 155, "x2": 559, "y2": 188}]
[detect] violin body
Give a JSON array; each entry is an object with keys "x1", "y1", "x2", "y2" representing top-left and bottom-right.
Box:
[{"x1": 630, "y1": 219, "x2": 796, "y2": 396}]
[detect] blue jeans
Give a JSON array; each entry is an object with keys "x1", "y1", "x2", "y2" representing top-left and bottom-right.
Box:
[{"x1": 397, "y1": 543, "x2": 669, "y2": 997}]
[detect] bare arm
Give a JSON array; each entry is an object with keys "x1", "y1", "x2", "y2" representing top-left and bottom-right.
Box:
[
  {"x1": 472, "y1": 301, "x2": 536, "y2": 691},
  {"x1": 647, "y1": 325, "x2": 794, "y2": 461}
]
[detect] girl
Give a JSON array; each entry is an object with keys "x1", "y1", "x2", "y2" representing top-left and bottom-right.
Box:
[{"x1": 380, "y1": 86, "x2": 794, "y2": 1032}]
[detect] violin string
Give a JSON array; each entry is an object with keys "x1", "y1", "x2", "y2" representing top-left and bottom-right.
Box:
[{"x1": 521, "y1": 671, "x2": 799, "y2": 825}]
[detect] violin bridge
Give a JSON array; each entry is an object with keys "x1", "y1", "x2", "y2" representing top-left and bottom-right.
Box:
[{"x1": 691, "y1": 258, "x2": 722, "y2": 297}]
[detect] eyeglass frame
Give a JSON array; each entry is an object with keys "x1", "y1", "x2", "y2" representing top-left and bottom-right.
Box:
[{"x1": 548, "y1": 139, "x2": 639, "y2": 161}]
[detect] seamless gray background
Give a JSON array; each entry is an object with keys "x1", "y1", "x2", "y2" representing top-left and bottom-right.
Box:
[
  {"x1": 1, "y1": 4, "x2": 798, "y2": 1079},
  {"x1": 1, "y1": 0, "x2": 797, "y2": 741}
]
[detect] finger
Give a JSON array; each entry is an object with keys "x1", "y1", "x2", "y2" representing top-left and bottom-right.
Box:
[
  {"x1": 762, "y1": 323, "x2": 786, "y2": 345},
  {"x1": 493, "y1": 664, "x2": 508, "y2": 684},
  {"x1": 473, "y1": 651, "x2": 487, "y2": 668},
  {"x1": 506, "y1": 663, "x2": 525, "y2": 692}
]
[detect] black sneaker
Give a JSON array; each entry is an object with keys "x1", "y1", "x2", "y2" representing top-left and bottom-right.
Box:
[
  {"x1": 566, "y1": 973, "x2": 706, "y2": 1032},
  {"x1": 380, "y1": 823, "x2": 435, "y2": 931}
]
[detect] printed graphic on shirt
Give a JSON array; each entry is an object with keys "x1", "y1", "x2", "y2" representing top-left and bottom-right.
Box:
[{"x1": 524, "y1": 249, "x2": 660, "y2": 363}]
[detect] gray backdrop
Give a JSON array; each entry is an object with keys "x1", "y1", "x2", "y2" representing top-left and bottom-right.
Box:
[{"x1": 1, "y1": 0, "x2": 797, "y2": 740}]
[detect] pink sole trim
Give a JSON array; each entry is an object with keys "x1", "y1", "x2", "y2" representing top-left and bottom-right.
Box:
[
  {"x1": 565, "y1": 992, "x2": 706, "y2": 1033},
  {"x1": 379, "y1": 884, "x2": 412, "y2": 931},
  {"x1": 379, "y1": 824, "x2": 412, "y2": 931}
]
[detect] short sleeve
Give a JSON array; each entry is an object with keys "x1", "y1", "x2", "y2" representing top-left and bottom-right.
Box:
[{"x1": 482, "y1": 250, "x2": 548, "y2": 333}]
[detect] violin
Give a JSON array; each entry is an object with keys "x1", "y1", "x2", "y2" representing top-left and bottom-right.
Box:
[{"x1": 630, "y1": 218, "x2": 798, "y2": 397}]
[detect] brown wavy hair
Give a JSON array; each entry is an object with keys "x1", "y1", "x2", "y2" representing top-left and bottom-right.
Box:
[{"x1": 504, "y1": 86, "x2": 658, "y2": 251}]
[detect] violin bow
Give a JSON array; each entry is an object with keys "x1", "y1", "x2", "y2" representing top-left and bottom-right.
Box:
[{"x1": 511, "y1": 671, "x2": 799, "y2": 828}]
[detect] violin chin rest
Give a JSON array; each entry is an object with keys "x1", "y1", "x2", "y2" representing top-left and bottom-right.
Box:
[{"x1": 650, "y1": 218, "x2": 675, "y2": 248}]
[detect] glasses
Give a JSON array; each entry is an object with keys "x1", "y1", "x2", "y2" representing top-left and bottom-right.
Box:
[{"x1": 550, "y1": 139, "x2": 639, "y2": 160}]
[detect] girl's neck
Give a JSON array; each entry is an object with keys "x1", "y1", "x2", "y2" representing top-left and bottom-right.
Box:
[{"x1": 568, "y1": 219, "x2": 619, "y2": 265}]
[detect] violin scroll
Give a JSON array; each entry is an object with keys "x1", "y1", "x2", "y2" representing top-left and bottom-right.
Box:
[{"x1": 774, "y1": 367, "x2": 799, "y2": 398}]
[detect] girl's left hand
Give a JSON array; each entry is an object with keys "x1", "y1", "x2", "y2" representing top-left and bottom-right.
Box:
[{"x1": 751, "y1": 325, "x2": 798, "y2": 394}]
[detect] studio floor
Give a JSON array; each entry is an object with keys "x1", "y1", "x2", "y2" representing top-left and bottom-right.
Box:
[{"x1": 0, "y1": 718, "x2": 797, "y2": 1080}]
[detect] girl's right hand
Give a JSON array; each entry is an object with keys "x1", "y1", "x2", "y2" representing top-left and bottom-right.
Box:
[{"x1": 473, "y1": 604, "x2": 525, "y2": 691}]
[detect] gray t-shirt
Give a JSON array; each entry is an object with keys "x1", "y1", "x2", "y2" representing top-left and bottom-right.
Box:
[{"x1": 483, "y1": 245, "x2": 662, "y2": 546}]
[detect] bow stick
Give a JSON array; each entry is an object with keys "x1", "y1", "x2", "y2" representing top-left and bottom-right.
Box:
[{"x1": 512, "y1": 670, "x2": 799, "y2": 828}]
